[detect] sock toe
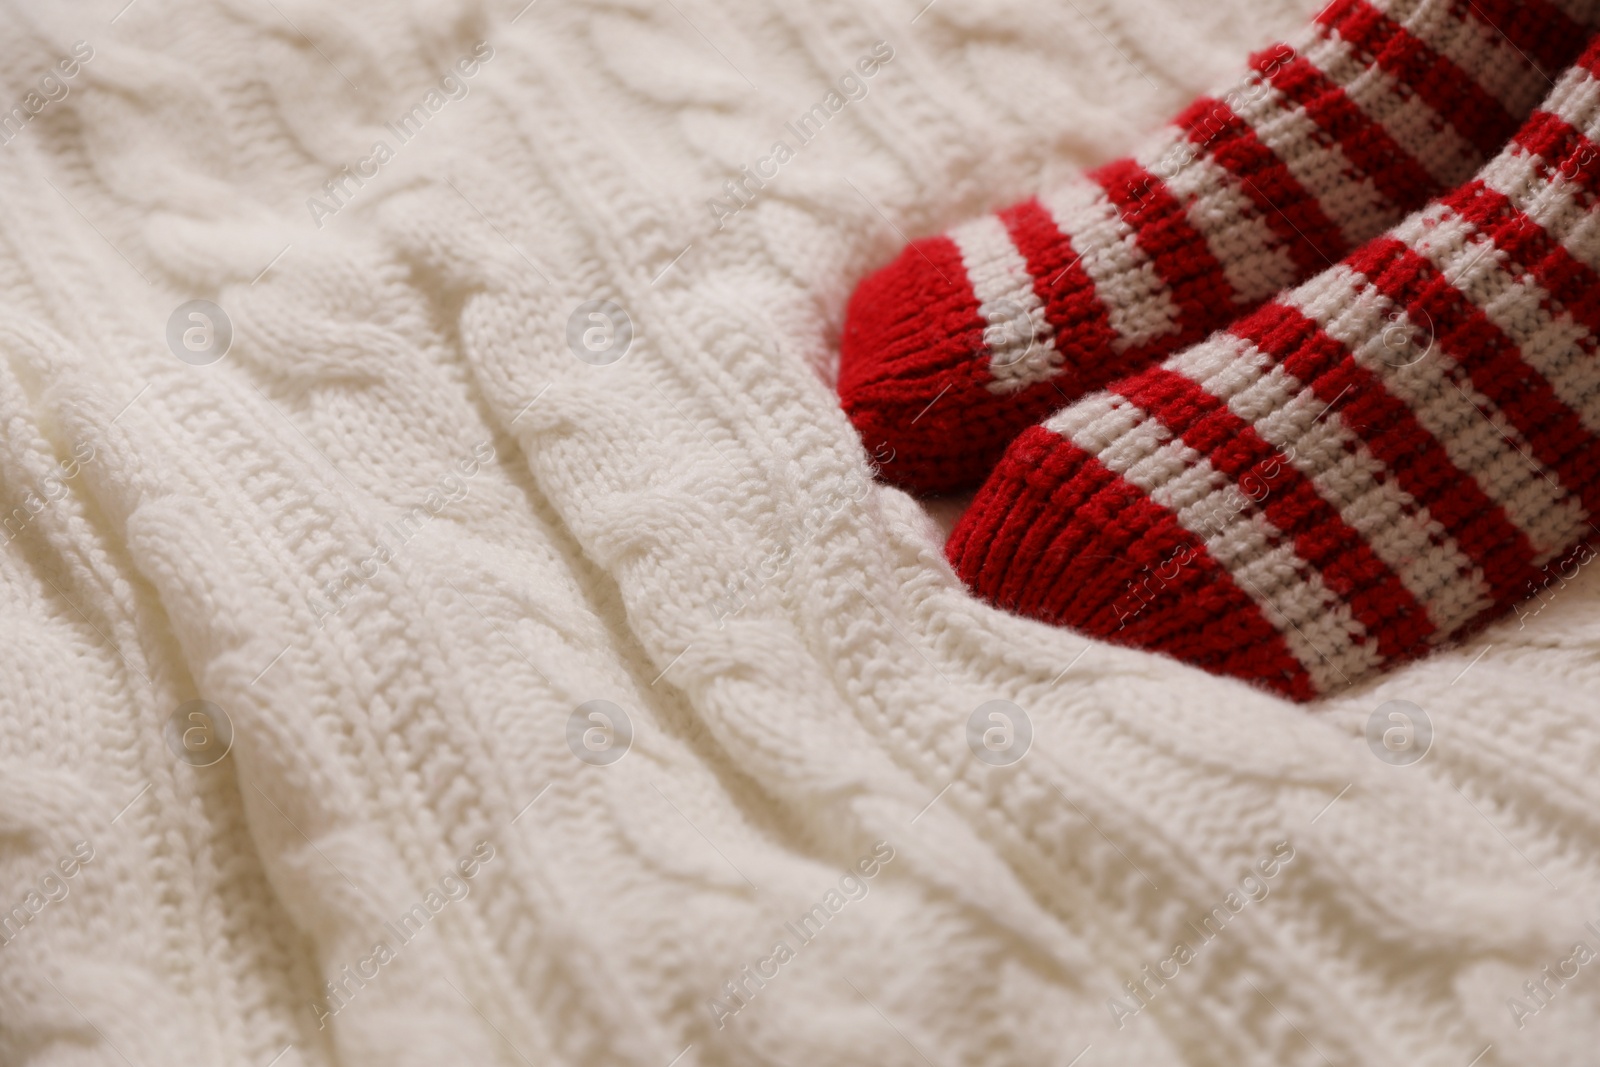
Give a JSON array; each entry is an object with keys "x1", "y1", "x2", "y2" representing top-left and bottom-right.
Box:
[
  {"x1": 839, "y1": 234, "x2": 1000, "y2": 493},
  {"x1": 948, "y1": 424, "x2": 1318, "y2": 701}
]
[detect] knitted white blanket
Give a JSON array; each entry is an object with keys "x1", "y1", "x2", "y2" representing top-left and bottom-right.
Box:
[{"x1": 3, "y1": 0, "x2": 1599, "y2": 1064}]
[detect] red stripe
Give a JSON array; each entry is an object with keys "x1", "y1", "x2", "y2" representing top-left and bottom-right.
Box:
[
  {"x1": 1228, "y1": 301, "x2": 1543, "y2": 609},
  {"x1": 995, "y1": 198, "x2": 1123, "y2": 395},
  {"x1": 1174, "y1": 95, "x2": 1348, "y2": 275},
  {"x1": 1113, "y1": 365, "x2": 1435, "y2": 659},
  {"x1": 1317, "y1": 0, "x2": 1519, "y2": 159},
  {"x1": 1350, "y1": 236, "x2": 1600, "y2": 518},
  {"x1": 1259, "y1": 49, "x2": 1441, "y2": 211},
  {"x1": 1091, "y1": 159, "x2": 1238, "y2": 345},
  {"x1": 948, "y1": 426, "x2": 1317, "y2": 700},
  {"x1": 1461, "y1": 0, "x2": 1594, "y2": 80}
]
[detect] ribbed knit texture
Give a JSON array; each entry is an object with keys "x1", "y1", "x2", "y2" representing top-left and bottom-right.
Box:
[
  {"x1": 841, "y1": 0, "x2": 1600, "y2": 494},
  {"x1": 7, "y1": 1, "x2": 1600, "y2": 1066},
  {"x1": 951, "y1": 40, "x2": 1600, "y2": 700}
]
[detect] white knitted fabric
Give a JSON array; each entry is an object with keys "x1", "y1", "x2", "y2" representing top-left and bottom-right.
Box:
[{"x1": 3, "y1": 0, "x2": 1600, "y2": 1065}]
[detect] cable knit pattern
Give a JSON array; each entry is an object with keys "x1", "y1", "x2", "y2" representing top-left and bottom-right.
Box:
[
  {"x1": 3, "y1": 1, "x2": 1600, "y2": 1066},
  {"x1": 840, "y1": 0, "x2": 1600, "y2": 494}
]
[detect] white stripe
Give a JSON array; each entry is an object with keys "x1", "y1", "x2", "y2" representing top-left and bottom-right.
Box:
[
  {"x1": 1168, "y1": 335, "x2": 1495, "y2": 637},
  {"x1": 1039, "y1": 181, "x2": 1181, "y2": 350},
  {"x1": 1309, "y1": 33, "x2": 1481, "y2": 189},
  {"x1": 1138, "y1": 129, "x2": 1299, "y2": 305},
  {"x1": 1285, "y1": 265, "x2": 1587, "y2": 562},
  {"x1": 948, "y1": 215, "x2": 1062, "y2": 394},
  {"x1": 1047, "y1": 385, "x2": 1377, "y2": 690},
  {"x1": 1043, "y1": 389, "x2": 1157, "y2": 463},
  {"x1": 1164, "y1": 330, "x2": 1272, "y2": 403},
  {"x1": 1229, "y1": 72, "x2": 1397, "y2": 250}
]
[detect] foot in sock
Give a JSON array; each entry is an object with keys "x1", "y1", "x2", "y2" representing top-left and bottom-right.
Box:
[
  {"x1": 947, "y1": 41, "x2": 1600, "y2": 699},
  {"x1": 841, "y1": 0, "x2": 1598, "y2": 495}
]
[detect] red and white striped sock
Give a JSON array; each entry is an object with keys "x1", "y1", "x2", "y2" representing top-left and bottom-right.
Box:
[
  {"x1": 841, "y1": 0, "x2": 1600, "y2": 495},
  {"x1": 947, "y1": 39, "x2": 1600, "y2": 700}
]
